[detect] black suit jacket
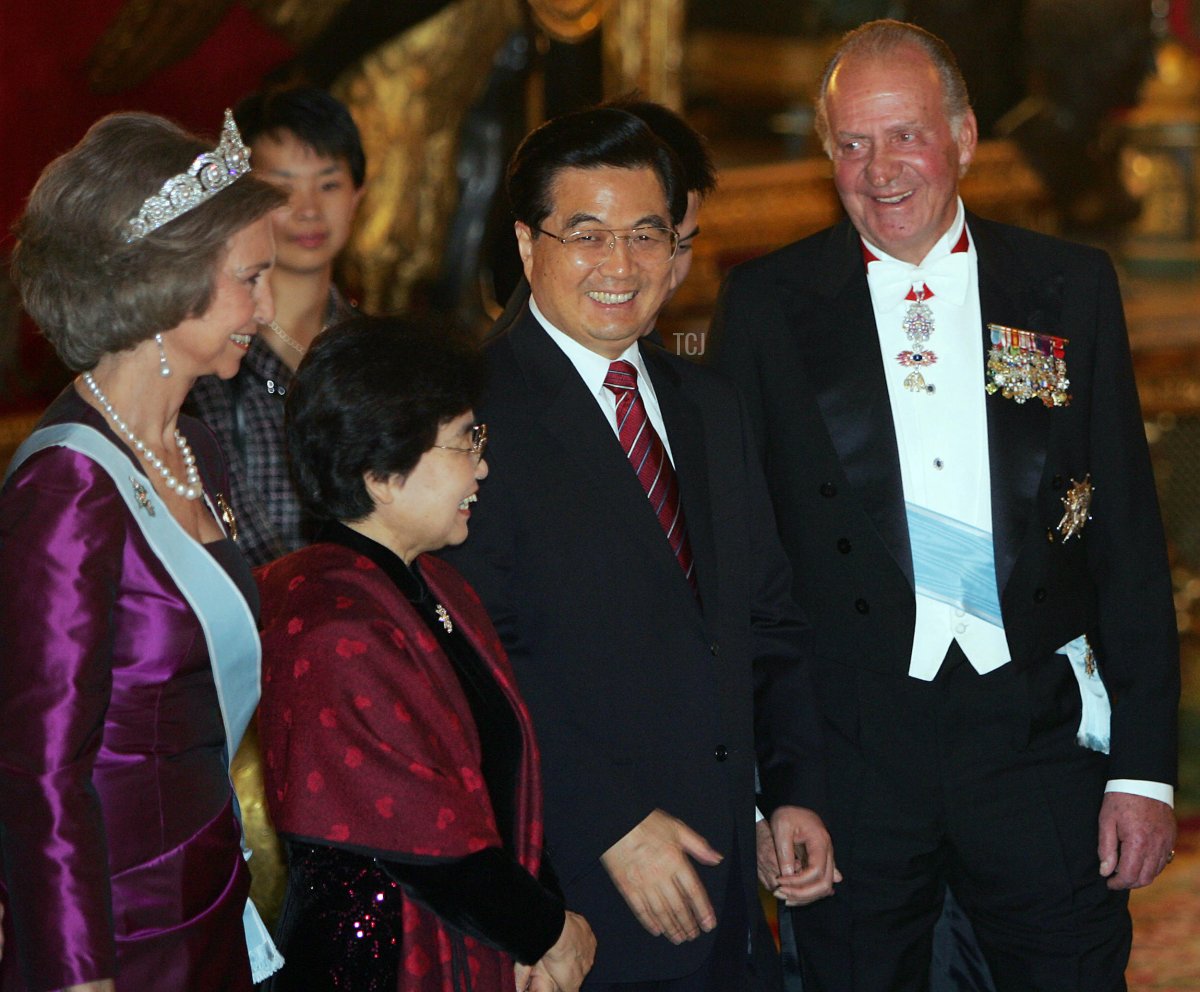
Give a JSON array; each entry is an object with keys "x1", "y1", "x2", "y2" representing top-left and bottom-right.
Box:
[
  {"x1": 441, "y1": 308, "x2": 820, "y2": 982},
  {"x1": 712, "y1": 213, "x2": 1179, "y2": 788}
]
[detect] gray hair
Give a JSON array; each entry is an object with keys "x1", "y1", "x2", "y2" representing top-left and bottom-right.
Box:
[
  {"x1": 11, "y1": 112, "x2": 286, "y2": 371},
  {"x1": 814, "y1": 19, "x2": 972, "y2": 157}
]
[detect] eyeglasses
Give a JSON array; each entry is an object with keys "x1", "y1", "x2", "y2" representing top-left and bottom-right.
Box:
[
  {"x1": 535, "y1": 226, "x2": 679, "y2": 266},
  {"x1": 432, "y1": 423, "x2": 488, "y2": 463}
]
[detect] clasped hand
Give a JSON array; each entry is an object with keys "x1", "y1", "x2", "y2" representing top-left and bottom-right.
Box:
[
  {"x1": 514, "y1": 910, "x2": 595, "y2": 992},
  {"x1": 755, "y1": 805, "x2": 841, "y2": 906},
  {"x1": 600, "y1": 808, "x2": 722, "y2": 943}
]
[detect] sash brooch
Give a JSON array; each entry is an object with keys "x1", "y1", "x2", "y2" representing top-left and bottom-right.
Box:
[
  {"x1": 215, "y1": 493, "x2": 239, "y2": 542},
  {"x1": 985, "y1": 323, "x2": 1071, "y2": 407}
]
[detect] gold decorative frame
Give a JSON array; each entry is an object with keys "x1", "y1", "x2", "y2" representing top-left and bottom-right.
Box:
[{"x1": 601, "y1": 0, "x2": 685, "y2": 106}]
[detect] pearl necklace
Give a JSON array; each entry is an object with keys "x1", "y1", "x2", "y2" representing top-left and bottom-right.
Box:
[
  {"x1": 268, "y1": 319, "x2": 307, "y2": 357},
  {"x1": 82, "y1": 371, "x2": 202, "y2": 500}
]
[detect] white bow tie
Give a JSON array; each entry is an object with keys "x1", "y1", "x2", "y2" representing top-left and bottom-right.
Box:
[{"x1": 865, "y1": 249, "x2": 971, "y2": 310}]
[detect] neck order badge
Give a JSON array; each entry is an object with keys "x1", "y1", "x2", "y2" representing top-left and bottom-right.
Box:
[{"x1": 864, "y1": 227, "x2": 970, "y2": 395}]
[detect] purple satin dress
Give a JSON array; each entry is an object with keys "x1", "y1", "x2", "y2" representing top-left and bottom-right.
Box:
[{"x1": 0, "y1": 390, "x2": 254, "y2": 992}]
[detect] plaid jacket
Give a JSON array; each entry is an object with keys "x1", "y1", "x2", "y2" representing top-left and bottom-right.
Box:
[{"x1": 187, "y1": 288, "x2": 354, "y2": 567}]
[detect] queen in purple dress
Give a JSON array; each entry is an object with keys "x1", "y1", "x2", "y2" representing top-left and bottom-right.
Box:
[{"x1": 0, "y1": 110, "x2": 288, "y2": 992}]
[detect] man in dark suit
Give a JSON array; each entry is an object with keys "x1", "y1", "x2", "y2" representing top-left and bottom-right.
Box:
[
  {"x1": 713, "y1": 19, "x2": 1179, "y2": 992},
  {"x1": 441, "y1": 107, "x2": 833, "y2": 991}
]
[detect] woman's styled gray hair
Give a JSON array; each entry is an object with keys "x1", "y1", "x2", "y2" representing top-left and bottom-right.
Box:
[{"x1": 11, "y1": 112, "x2": 286, "y2": 371}]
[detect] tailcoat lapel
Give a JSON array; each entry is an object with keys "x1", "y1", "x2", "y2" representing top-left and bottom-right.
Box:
[
  {"x1": 782, "y1": 216, "x2": 1060, "y2": 601},
  {"x1": 786, "y1": 219, "x2": 914, "y2": 587},
  {"x1": 970, "y1": 214, "x2": 1054, "y2": 598},
  {"x1": 507, "y1": 312, "x2": 706, "y2": 620}
]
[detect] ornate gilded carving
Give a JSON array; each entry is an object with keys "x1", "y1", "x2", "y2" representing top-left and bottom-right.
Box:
[
  {"x1": 331, "y1": 0, "x2": 523, "y2": 315},
  {"x1": 242, "y1": 0, "x2": 354, "y2": 48},
  {"x1": 87, "y1": 0, "x2": 352, "y2": 93},
  {"x1": 528, "y1": 0, "x2": 613, "y2": 42},
  {"x1": 88, "y1": 0, "x2": 236, "y2": 93},
  {"x1": 601, "y1": 0, "x2": 684, "y2": 106}
]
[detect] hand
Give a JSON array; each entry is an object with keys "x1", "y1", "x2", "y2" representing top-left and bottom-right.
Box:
[
  {"x1": 521, "y1": 962, "x2": 560, "y2": 992},
  {"x1": 765, "y1": 805, "x2": 841, "y2": 906},
  {"x1": 521, "y1": 911, "x2": 595, "y2": 992},
  {"x1": 755, "y1": 817, "x2": 781, "y2": 890},
  {"x1": 56, "y1": 983, "x2": 116, "y2": 992},
  {"x1": 1098, "y1": 791, "x2": 1176, "y2": 890},
  {"x1": 600, "y1": 809, "x2": 722, "y2": 942},
  {"x1": 515, "y1": 963, "x2": 558, "y2": 992}
]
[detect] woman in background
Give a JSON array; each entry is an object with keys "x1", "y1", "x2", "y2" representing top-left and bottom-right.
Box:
[
  {"x1": 0, "y1": 110, "x2": 286, "y2": 991},
  {"x1": 257, "y1": 315, "x2": 594, "y2": 992}
]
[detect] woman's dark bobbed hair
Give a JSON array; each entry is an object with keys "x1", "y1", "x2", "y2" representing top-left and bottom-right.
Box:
[{"x1": 286, "y1": 314, "x2": 486, "y2": 523}]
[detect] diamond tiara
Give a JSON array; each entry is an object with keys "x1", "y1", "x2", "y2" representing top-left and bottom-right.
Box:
[{"x1": 124, "y1": 109, "x2": 252, "y2": 243}]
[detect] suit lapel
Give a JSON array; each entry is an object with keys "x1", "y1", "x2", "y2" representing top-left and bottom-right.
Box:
[
  {"x1": 507, "y1": 312, "x2": 705, "y2": 616},
  {"x1": 788, "y1": 220, "x2": 914, "y2": 586},
  {"x1": 970, "y1": 215, "x2": 1054, "y2": 597}
]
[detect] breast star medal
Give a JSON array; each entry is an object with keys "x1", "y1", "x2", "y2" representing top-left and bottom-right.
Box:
[
  {"x1": 435, "y1": 603, "x2": 453, "y2": 634},
  {"x1": 1057, "y1": 475, "x2": 1093, "y2": 541},
  {"x1": 215, "y1": 493, "x2": 238, "y2": 542},
  {"x1": 986, "y1": 324, "x2": 1071, "y2": 407}
]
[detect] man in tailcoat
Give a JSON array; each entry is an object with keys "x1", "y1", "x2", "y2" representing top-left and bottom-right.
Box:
[
  {"x1": 443, "y1": 107, "x2": 834, "y2": 991},
  {"x1": 713, "y1": 19, "x2": 1179, "y2": 992}
]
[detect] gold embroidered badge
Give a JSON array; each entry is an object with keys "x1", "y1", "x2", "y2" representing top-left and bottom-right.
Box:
[{"x1": 1057, "y1": 475, "x2": 1093, "y2": 541}]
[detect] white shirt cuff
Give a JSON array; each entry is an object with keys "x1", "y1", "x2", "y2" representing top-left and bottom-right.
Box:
[{"x1": 1105, "y1": 779, "x2": 1174, "y2": 808}]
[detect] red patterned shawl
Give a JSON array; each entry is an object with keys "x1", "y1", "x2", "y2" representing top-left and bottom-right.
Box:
[{"x1": 257, "y1": 544, "x2": 545, "y2": 992}]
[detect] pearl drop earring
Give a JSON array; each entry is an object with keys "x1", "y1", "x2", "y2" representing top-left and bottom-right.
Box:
[{"x1": 156, "y1": 333, "x2": 171, "y2": 378}]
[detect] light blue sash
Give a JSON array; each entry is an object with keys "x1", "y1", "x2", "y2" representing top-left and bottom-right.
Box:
[
  {"x1": 1059, "y1": 634, "x2": 1111, "y2": 753},
  {"x1": 6, "y1": 423, "x2": 282, "y2": 981},
  {"x1": 904, "y1": 499, "x2": 1110, "y2": 753},
  {"x1": 906, "y1": 502, "x2": 1003, "y2": 626}
]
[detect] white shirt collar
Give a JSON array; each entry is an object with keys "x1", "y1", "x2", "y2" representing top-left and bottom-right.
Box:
[
  {"x1": 529, "y1": 295, "x2": 650, "y2": 399},
  {"x1": 861, "y1": 197, "x2": 968, "y2": 267}
]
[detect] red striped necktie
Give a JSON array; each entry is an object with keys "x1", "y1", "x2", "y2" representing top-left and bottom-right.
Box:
[{"x1": 603, "y1": 360, "x2": 697, "y2": 590}]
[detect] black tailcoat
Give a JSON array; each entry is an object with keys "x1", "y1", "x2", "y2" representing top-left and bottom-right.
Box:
[{"x1": 712, "y1": 213, "x2": 1180, "y2": 984}]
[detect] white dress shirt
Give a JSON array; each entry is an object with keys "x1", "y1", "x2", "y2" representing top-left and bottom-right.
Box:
[{"x1": 866, "y1": 200, "x2": 1011, "y2": 680}]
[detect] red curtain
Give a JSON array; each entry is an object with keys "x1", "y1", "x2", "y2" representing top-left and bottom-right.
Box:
[{"x1": 0, "y1": 1, "x2": 294, "y2": 410}]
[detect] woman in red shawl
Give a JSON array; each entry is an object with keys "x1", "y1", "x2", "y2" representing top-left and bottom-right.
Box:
[{"x1": 256, "y1": 315, "x2": 594, "y2": 992}]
